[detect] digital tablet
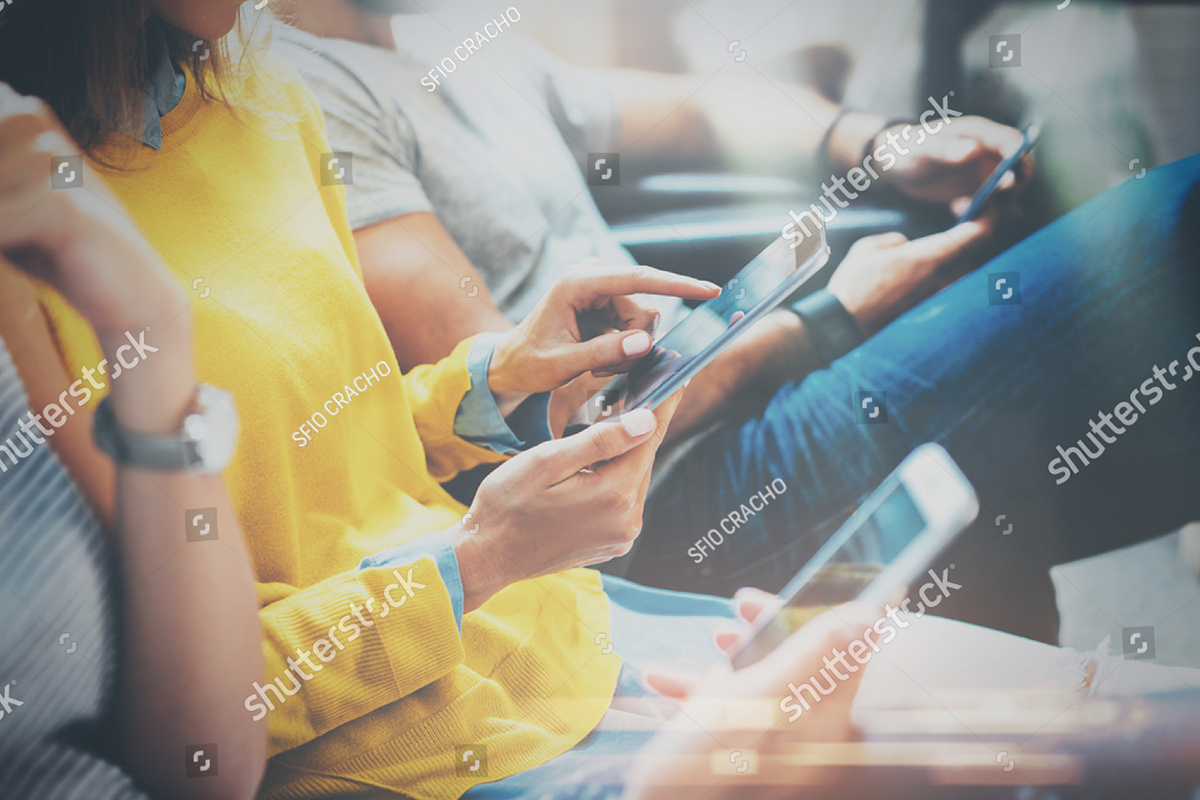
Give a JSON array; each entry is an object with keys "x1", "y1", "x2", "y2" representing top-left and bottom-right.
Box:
[
  {"x1": 730, "y1": 443, "x2": 979, "y2": 670},
  {"x1": 576, "y1": 218, "x2": 830, "y2": 426}
]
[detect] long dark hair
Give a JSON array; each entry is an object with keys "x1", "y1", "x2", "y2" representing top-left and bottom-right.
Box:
[{"x1": 0, "y1": 0, "x2": 265, "y2": 155}]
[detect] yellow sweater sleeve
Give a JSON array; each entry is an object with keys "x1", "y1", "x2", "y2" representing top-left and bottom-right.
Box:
[
  {"x1": 255, "y1": 556, "x2": 463, "y2": 756},
  {"x1": 402, "y1": 336, "x2": 508, "y2": 482}
]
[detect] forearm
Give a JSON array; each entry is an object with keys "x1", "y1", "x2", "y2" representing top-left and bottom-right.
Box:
[
  {"x1": 104, "y1": 308, "x2": 265, "y2": 800},
  {"x1": 663, "y1": 309, "x2": 836, "y2": 446},
  {"x1": 355, "y1": 213, "x2": 513, "y2": 371}
]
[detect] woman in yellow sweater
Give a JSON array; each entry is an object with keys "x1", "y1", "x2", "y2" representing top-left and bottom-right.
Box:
[{"x1": 0, "y1": 1, "x2": 739, "y2": 798}]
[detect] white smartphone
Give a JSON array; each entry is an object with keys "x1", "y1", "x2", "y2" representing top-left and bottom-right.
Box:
[
  {"x1": 570, "y1": 218, "x2": 830, "y2": 429},
  {"x1": 730, "y1": 443, "x2": 979, "y2": 670}
]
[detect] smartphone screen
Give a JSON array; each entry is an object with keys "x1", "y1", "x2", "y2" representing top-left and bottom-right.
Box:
[
  {"x1": 589, "y1": 229, "x2": 829, "y2": 418},
  {"x1": 730, "y1": 481, "x2": 928, "y2": 669},
  {"x1": 956, "y1": 121, "x2": 1040, "y2": 224}
]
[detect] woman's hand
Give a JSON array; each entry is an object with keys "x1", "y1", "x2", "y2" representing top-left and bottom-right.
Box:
[
  {"x1": 0, "y1": 85, "x2": 186, "y2": 341},
  {"x1": 879, "y1": 116, "x2": 1033, "y2": 208},
  {"x1": 449, "y1": 390, "x2": 684, "y2": 612},
  {"x1": 0, "y1": 83, "x2": 194, "y2": 432},
  {"x1": 487, "y1": 259, "x2": 719, "y2": 415},
  {"x1": 826, "y1": 215, "x2": 995, "y2": 336},
  {"x1": 0, "y1": 86, "x2": 267, "y2": 798},
  {"x1": 624, "y1": 594, "x2": 878, "y2": 800}
]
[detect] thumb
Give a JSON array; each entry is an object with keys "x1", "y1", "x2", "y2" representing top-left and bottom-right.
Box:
[
  {"x1": 905, "y1": 217, "x2": 991, "y2": 263},
  {"x1": 540, "y1": 408, "x2": 658, "y2": 478}
]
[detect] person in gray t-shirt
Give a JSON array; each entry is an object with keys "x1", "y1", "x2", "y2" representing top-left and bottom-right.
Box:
[
  {"x1": 274, "y1": 14, "x2": 629, "y2": 328},
  {"x1": 271, "y1": 2, "x2": 1027, "y2": 379}
]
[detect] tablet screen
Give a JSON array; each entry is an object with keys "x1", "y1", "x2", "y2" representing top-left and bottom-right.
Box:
[{"x1": 593, "y1": 228, "x2": 829, "y2": 417}]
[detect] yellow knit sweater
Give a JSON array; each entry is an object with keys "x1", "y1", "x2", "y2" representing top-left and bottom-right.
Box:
[{"x1": 35, "y1": 59, "x2": 619, "y2": 799}]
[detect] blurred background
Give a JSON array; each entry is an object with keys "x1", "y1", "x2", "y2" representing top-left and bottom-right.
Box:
[
  {"x1": 393, "y1": 0, "x2": 1200, "y2": 665},
  {"x1": 416, "y1": 0, "x2": 1200, "y2": 211}
]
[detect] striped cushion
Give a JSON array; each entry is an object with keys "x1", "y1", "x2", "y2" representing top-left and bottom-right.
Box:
[{"x1": 0, "y1": 338, "x2": 148, "y2": 799}]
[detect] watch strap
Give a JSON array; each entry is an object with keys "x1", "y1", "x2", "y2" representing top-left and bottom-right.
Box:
[
  {"x1": 864, "y1": 118, "x2": 911, "y2": 163},
  {"x1": 790, "y1": 289, "x2": 865, "y2": 367},
  {"x1": 817, "y1": 108, "x2": 858, "y2": 173},
  {"x1": 94, "y1": 396, "x2": 199, "y2": 471}
]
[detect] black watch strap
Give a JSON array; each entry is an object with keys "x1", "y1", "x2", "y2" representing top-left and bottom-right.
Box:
[
  {"x1": 790, "y1": 289, "x2": 865, "y2": 367},
  {"x1": 863, "y1": 118, "x2": 910, "y2": 164},
  {"x1": 817, "y1": 108, "x2": 858, "y2": 173}
]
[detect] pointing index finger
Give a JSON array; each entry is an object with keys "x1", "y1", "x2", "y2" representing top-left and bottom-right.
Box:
[{"x1": 574, "y1": 264, "x2": 721, "y2": 303}]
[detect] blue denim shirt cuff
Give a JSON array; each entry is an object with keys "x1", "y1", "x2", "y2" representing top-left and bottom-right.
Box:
[
  {"x1": 359, "y1": 530, "x2": 464, "y2": 631},
  {"x1": 454, "y1": 333, "x2": 553, "y2": 455}
]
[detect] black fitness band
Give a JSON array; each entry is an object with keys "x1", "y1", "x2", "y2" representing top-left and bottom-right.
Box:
[{"x1": 790, "y1": 288, "x2": 865, "y2": 367}]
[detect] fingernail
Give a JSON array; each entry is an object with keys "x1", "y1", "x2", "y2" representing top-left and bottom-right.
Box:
[
  {"x1": 622, "y1": 331, "x2": 651, "y2": 357},
  {"x1": 621, "y1": 408, "x2": 656, "y2": 437},
  {"x1": 701, "y1": 281, "x2": 721, "y2": 292}
]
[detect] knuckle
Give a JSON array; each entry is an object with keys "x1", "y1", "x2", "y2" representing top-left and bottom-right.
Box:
[
  {"x1": 584, "y1": 440, "x2": 611, "y2": 467},
  {"x1": 522, "y1": 447, "x2": 548, "y2": 470},
  {"x1": 602, "y1": 484, "x2": 626, "y2": 510},
  {"x1": 560, "y1": 262, "x2": 585, "y2": 283},
  {"x1": 623, "y1": 514, "x2": 643, "y2": 543},
  {"x1": 602, "y1": 482, "x2": 633, "y2": 512}
]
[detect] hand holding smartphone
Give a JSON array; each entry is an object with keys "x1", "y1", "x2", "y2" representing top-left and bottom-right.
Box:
[
  {"x1": 730, "y1": 443, "x2": 979, "y2": 670},
  {"x1": 956, "y1": 121, "x2": 1040, "y2": 224}
]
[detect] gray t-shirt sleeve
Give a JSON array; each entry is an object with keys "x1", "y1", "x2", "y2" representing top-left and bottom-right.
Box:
[
  {"x1": 283, "y1": 40, "x2": 435, "y2": 231},
  {"x1": 514, "y1": 39, "x2": 621, "y2": 157}
]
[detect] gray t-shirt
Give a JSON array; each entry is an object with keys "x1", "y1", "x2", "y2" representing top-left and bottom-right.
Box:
[{"x1": 272, "y1": 19, "x2": 636, "y2": 322}]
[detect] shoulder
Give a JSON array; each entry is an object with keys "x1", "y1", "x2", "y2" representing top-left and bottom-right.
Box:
[{"x1": 268, "y1": 24, "x2": 398, "y2": 122}]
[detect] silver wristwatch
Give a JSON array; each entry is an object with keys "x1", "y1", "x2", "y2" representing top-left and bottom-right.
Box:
[{"x1": 94, "y1": 383, "x2": 239, "y2": 473}]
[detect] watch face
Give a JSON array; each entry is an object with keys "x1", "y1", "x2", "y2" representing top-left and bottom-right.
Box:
[{"x1": 193, "y1": 385, "x2": 239, "y2": 472}]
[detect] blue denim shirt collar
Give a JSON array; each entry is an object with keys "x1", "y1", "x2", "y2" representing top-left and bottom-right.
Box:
[{"x1": 134, "y1": 17, "x2": 187, "y2": 150}]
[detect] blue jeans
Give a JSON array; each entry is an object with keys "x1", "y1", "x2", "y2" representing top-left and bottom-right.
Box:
[{"x1": 625, "y1": 155, "x2": 1200, "y2": 642}]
